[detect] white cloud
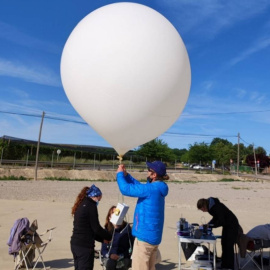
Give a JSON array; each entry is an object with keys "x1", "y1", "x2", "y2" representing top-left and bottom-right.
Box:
[
  {"x1": 234, "y1": 88, "x2": 247, "y2": 99},
  {"x1": 0, "y1": 21, "x2": 61, "y2": 54},
  {"x1": 160, "y1": 0, "x2": 270, "y2": 38},
  {"x1": 180, "y1": 91, "x2": 270, "y2": 125},
  {"x1": 0, "y1": 58, "x2": 61, "y2": 87},
  {"x1": 6, "y1": 87, "x2": 29, "y2": 99},
  {"x1": 229, "y1": 36, "x2": 270, "y2": 66},
  {"x1": 199, "y1": 80, "x2": 215, "y2": 96}
]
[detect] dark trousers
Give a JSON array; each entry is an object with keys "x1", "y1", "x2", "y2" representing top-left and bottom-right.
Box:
[
  {"x1": 221, "y1": 226, "x2": 238, "y2": 269},
  {"x1": 71, "y1": 244, "x2": 95, "y2": 270}
]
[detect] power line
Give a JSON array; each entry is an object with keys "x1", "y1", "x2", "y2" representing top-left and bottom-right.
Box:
[
  {"x1": 181, "y1": 109, "x2": 270, "y2": 117},
  {"x1": 45, "y1": 115, "x2": 86, "y2": 124},
  {"x1": 0, "y1": 110, "x2": 41, "y2": 118},
  {"x1": 1, "y1": 109, "x2": 269, "y2": 151},
  {"x1": 240, "y1": 136, "x2": 270, "y2": 153},
  {"x1": 0, "y1": 109, "x2": 251, "y2": 142},
  {"x1": 0, "y1": 110, "x2": 86, "y2": 124},
  {"x1": 239, "y1": 136, "x2": 251, "y2": 146},
  {"x1": 163, "y1": 132, "x2": 237, "y2": 138},
  {"x1": 2, "y1": 107, "x2": 270, "y2": 120}
]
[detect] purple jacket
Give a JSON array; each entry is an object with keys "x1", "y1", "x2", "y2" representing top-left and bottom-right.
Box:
[{"x1": 7, "y1": 218, "x2": 30, "y2": 257}]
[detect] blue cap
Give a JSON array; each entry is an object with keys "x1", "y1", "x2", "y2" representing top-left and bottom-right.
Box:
[
  {"x1": 146, "y1": 161, "x2": 167, "y2": 177},
  {"x1": 86, "y1": 184, "x2": 102, "y2": 197}
]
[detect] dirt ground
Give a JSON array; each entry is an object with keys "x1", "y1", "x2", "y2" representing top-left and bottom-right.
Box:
[{"x1": 0, "y1": 169, "x2": 269, "y2": 270}]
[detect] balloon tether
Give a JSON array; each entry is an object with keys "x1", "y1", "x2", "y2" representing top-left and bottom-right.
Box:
[
  {"x1": 117, "y1": 155, "x2": 123, "y2": 164},
  {"x1": 117, "y1": 155, "x2": 124, "y2": 204}
]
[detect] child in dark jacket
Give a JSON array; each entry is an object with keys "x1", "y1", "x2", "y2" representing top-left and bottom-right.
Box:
[{"x1": 101, "y1": 206, "x2": 133, "y2": 270}]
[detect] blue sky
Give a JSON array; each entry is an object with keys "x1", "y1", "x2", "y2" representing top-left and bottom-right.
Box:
[{"x1": 1, "y1": 0, "x2": 270, "y2": 154}]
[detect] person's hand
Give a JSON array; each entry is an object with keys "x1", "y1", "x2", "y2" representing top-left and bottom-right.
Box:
[
  {"x1": 110, "y1": 254, "x2": 119, "y2": 260},
  {"x1": 103, "y1": 239, "x2": 110, "y2": 244},
  {"x1": 117, "y1": 164, "x2": 127, "y2": 176}
]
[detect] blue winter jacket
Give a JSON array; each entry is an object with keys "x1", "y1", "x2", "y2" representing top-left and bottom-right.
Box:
[{"x1": 116, "y1": 172, "x2": 169, "y2": 245}]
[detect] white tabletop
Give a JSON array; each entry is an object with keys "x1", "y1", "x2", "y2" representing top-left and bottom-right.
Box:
[{"x1": 178, "y1": 235, "x2": 217, "y2": 244}]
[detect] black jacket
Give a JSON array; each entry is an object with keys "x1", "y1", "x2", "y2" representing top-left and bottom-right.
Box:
[
  {"x1": 101, "y1": 223, "x2": 134, "y2": 258},
  {"x1": 207, "y1": 197, "x2": 239, "y2": 228},
  {"x1": 71, "y1": 197, "x2": 111, "y2": 248}
]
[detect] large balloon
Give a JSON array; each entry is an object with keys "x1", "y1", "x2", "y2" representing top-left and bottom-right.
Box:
[{"x1": 61, "y1": 2, "x2": 191, "y2": 156}]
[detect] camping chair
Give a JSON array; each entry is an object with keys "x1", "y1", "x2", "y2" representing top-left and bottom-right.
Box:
[
  {"x1": 96, "y1": 249, "x2": 132, "y2": 270},
  {"x1": 95, "y1": 222, "x2": 133, "y2": 270},
  {"x1": 14, "y1": 219, "x2": 56, "y2": 270},
  {"x1": 95, "y1": 249, "x2": 106, "y2": 270},
  {"x1": 237, "y1": 238, "x2": 270, "y2": 270}
]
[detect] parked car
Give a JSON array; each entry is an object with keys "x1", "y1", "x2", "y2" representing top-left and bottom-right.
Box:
[
  {"x1": 220, "y1": 166, "x2": 230, "y2": 171},
  {"x1": 193, "y1": 165, "x2": 205, "y2": 170},
  {"x1": 190, "y1": 164, "x2": 198, "y2": 168}
]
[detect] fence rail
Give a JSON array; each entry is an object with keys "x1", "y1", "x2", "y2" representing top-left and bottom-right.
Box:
[{"x1": 0, "y1": 159, "x2": 185, "y2": 172}]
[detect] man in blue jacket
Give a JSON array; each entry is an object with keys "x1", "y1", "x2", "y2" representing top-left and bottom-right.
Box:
[{"x1": 116, "y1": 161, "x2": 169, "y2": 270}]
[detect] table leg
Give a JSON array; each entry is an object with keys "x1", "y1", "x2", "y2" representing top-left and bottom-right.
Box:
[
  {"x1": 178, "y1": 239, "x2": 181, "y2": 270},
  {"x1": 213, "y1": 243, "x2": 216, "y2": 270}
]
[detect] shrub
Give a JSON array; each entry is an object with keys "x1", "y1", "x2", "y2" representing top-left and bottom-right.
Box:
[
  {"x1": 219, "y1": 178, "x2": 240, "y2": 182},
  {"x1": 0, "y1": 175, "x2": 27, "y2": 180}
]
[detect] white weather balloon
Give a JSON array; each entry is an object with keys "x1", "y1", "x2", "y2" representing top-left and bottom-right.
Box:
[{"x1": 61, "y1": 2, "x2": 191, "y2": 156}]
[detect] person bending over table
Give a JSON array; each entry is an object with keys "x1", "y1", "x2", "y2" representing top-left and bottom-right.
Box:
[{"x1": 197, "y1": 197, "x2": 239, "y2": 270}]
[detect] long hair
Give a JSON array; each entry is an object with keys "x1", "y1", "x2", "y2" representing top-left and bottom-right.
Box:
[
  {"x1": 71, "y1": 186, "x2": 88, "y2": 216},
  {"x1": 104, "y1": 205, "x2": 116, "y2": 232},
  {"x1": 155, "y1": 174, "x2": 170, "y2": 181},
  {"x1": 104, "y1": 205, "x2": 127, "y2": 232},
  {"x1": 160, "y1": 174, "x2": 170, "y2": 181}
]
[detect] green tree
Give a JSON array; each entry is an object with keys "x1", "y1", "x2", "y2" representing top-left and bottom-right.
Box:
[
  {"x1": 0, "y1": 138, "x2": 9, "y2": 159},
  {"x1": 172, "y1": 148, "x2": 187, "y2": 161},
  {"x1": 211, "y1": 138, "x2": 232, "y2": 146},
  {"x1": 180, "y1": 151, "x2": 190, "y2": 163},
  {"x1": 238, "y1": 145, "x2": 266, "y2": 165},
  {"x1": 210, "y1": 141, "x2": 235, "y2": 167},
  {"x1": 255, "y1": 146, "x2": 267, "y2": 155},
  {"x1": 188, "y1": 142, "x2": 212, "y2": 164},
  {"x1": 135, "y1": 138, "x2": 176, "y2": 162},
  {"x1": 246, "y1": 144, "x2": 254, "y2": 155},
  {"x1": 234, "y1": 143, "x2": 250, "y2": 165}
]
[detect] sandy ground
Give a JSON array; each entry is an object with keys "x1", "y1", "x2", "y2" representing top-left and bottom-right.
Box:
[{"x1": 0, "y1": 175, "x2": 270, "y2": 270}]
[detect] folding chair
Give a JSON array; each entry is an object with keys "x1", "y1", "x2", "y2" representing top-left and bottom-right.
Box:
[
  {"x1": 237, "y1": 239, "x2": 270, "y2": 270},
  {"x1": 14, "y1": 219, "x2": 56, "y2": 270},
  {"x1": 95, "y1": 250, "x2": 132, "y2": 270},
  {"x1": 95, "y1": 249, "x2": 106, "y2": 270},
  {"x1": 95, "y1": 222, "x2": 133, "y2": 270}
]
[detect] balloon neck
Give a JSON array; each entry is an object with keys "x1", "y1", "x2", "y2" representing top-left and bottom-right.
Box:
[{"x1": 117, "y1": 155, "x2": 123, "y2": 164}]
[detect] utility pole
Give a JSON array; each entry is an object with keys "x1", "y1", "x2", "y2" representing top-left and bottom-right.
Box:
[
  {"x1": 253, "y1": 143, "x2": 257, "y2": 175},
  {"x1": 237, "y1": 133, "x2": 240, "y2": 176},
  {"x1": 34, "y1": 111, "x2": 45, "y2": 180}
]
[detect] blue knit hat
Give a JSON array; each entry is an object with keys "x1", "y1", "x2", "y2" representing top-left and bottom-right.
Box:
[
  {"x1": 86, "y1": 184, "x2": 102, "y2": 197},
  {"x1": 146, "y1": 161, "x2": 167, "y2": 177}
]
